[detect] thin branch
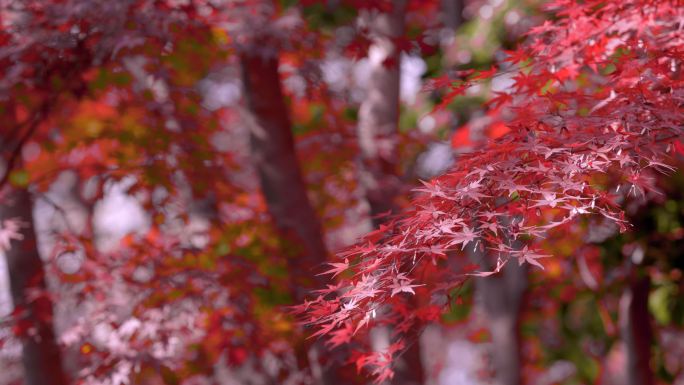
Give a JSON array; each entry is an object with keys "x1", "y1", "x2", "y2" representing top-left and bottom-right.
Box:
[
  {"x1": 35, "y1": 192, "x2": 79, "y2": 236},
  {"x1": 0, "y1": 99, "x2": 52, "y2": 189}
]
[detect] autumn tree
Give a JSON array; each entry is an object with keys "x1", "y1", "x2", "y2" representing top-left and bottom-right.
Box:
[
  {"x1": 239, "y1": 39, "x2": 329, "y2": 302},
  {"x1": 0, "y1": 2, "x2": 224, "y2": 383},
  {"x1": 298, "y1": 0, "x2": 684, "y2": 382},
  {"x1": 1, "y1": 111, "x2": 68, "y2": 385},
  {"x1": 235, "y1": 5, "x2": 339, "y2": 384}
]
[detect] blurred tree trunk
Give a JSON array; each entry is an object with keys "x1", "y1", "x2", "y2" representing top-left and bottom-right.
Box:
[
  {"x1": 357, "y1": 0, "x2": 407, "y2": 228},
  {"x1": 477, "y1": 262, "x2": 527, "y2": 385},
  {"x1": 1, "y1": 185, "x2": 69, "y2": 385},
  {"x1": 440, "y1": 0, "x2": 465, "y2": 69},
  {"x1": 357, "y1": 2, "x2": 424, "y2": 385},
  {"x1": 441, "y1": 0, "x2": 465, "y2": 31},
  {"x1": 239, "y1": 51, "x2": 328, "y2": 299},
  {"x1": 1, "y1": 105, "x2": 68, "y2": 385},
  {"x1": 620, "y1": 272, "x2": 653, "y2": 385},
  {"x1": 239, "y1": 50, "x2": 333, "y2": 385}
]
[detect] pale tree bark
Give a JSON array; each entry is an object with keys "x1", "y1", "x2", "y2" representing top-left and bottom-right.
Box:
[
  {"x1": 357, "y1": 2, "x2": 424, "y2": 384},
  {"x1": 357, "y1": 0, "x2": 407, "y2": 228},
  {"x1": 619, "y1": 271, "x2": 653, "y2": 385},
  {"x1": 477, "y1": 262, "x2": 527, "y2": 385},
  {"x1": 1, "y1": 185, "x2": 69, "y2": 385}
]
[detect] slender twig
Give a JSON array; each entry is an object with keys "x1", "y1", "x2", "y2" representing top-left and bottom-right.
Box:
[
  {"x1": 35, "y1": 192, "x2": 79, "y2": 235},
  {"x1": 0, "y1": 99, "x2": 52, "y2": 188}
]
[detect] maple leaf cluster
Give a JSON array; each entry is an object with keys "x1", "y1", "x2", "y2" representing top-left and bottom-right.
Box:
[{"x1": 296, "y1": 1, "x2": 684, "y2": 381}]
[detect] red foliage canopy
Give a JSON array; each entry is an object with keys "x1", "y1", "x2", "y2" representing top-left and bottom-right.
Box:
[{"x1": 295, "y1": 1, "x2": 684, "y2": 381}]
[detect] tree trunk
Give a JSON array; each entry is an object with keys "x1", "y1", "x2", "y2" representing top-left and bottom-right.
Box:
[
  {"x1": 357, "y1": 0, "x2": 407, "y2": 228},
  {"x1": 620, "y1": 273, "x2": 653, "y2": 385},
  {"x1": 239, "y1": 50, "x2": 328, "y2": 300},
  {"x1": 441, "y1": 0, "x2": 465, "y2": 31},
  {"x1": 239, "y1": 49, "x2": 334, "y2": 385},
  {"x1": 440, "y1": 0, "x2": 465, "y2": 69},
  {"x1": 1, "y1": 184, "x2": 69, "y2": 385},
  {"x1": 357, "y1": 3, "x2": 424, "y2": 384},
  {"x1": 477, "y1": 262, "x2": 527, "y2": 385}
]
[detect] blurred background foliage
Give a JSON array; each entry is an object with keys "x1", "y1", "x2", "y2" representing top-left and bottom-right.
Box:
[{"x1": 1, "y1": 1, "x2": 683, "y2": 385}]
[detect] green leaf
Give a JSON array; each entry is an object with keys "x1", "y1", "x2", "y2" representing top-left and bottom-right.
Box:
[
  {"x1": 160, "y1": 366, "x2": 180, "y2": 385},
  {"x1": 9, "y1": 170, "x2": 29, "y2": 187}
]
